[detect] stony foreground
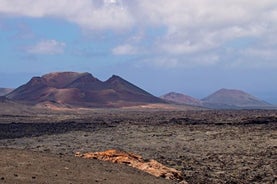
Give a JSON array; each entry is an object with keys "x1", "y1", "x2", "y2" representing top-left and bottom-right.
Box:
[{"x1": 0, "y1": 110, "x2": 276, "y2": 183}]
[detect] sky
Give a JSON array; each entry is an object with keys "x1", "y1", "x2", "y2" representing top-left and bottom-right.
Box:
[{"x1": 0, "y1": 0, "x2": 277, "y2": 104}]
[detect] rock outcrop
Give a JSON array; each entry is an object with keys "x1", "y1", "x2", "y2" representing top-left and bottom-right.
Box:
[{"x1": 75, "y1": 149, "x2": 186, "y2": 183}]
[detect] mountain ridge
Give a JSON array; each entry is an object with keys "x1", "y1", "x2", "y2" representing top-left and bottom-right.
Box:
[
  {"x1": 6, "y1": 72, "x2": 163, "y2": 108},
  {"x1": 161, "y1": 89, "x2": 273, "y2": 109},
  {"x1": 3, "y1": 72, "x2": 275, "y2": 109}
]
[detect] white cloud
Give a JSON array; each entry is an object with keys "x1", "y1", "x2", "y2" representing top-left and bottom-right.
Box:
[
  {"x1": 134, "y1": 1, "x2": 276, "y2": 28},
  {"x1": 136, "y1": 0, "x2": 277, "y2": 67},
  {"x1": 242, "y1": 48, "x2": 277, "y2": 59},
  {"x1": 0, "y1": 0, "x2": 133, "y2": 30},
  {"x1": 1, "y1": 0, "x2": 277, "y2": 67},
  {"x1": 26, "y1": 40, "x2": 66, "y2": 55},
  {"x1": 112, "y1": 44, "x2": 137, "y2": 55},
  {"x1": 141, "y1": 54, "x2": 220, "y2": 68}
]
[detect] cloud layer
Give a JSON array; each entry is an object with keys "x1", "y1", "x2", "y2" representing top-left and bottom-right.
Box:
[
  {"x1": 1, "y1": 0, "x2": 277, "y2": 67},
  {"x1": 26, "y1": 40, "x2": 66, "y2": 55},
  {"x1": 0, "y1": 0, "x2": 133, "y2": 30}
]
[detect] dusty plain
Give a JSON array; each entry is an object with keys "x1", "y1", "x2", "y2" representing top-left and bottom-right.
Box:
[{"x1": 0, "y1": 109, "x2": 276, "y2": 184}]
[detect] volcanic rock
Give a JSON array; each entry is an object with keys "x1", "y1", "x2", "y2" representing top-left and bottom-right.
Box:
[{"x1": 75, "y1": 149, "x2": 185, "y2": 183}]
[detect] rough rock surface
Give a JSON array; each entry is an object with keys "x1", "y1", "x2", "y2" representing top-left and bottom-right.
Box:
[{"x1": 76, "y1": 149, "x2": 186, "y2": 183}]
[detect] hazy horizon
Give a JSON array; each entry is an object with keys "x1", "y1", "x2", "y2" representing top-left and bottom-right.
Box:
[{"x1": 1, "y1": 1, "x2": 277, "y2": 104}]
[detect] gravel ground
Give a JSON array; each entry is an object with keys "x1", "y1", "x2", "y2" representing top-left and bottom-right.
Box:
[
  {"x1": 0, "y1": 110, "x2": 276, "y2": 184},
  {"x1": 0, "y1": 148, "x2": 172, "y2": 184}
]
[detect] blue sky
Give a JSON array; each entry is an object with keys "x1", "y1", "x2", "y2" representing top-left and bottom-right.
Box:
[{"x1": 0, "y1": 0, "x2": 277, "y2": 104}]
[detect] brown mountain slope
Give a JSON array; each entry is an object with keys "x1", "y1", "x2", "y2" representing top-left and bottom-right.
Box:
[
  {"x1": 202, "y1": 88, "x2": 272, "y2": 109},
  {"x1": 6, "y1": 72, "x2": 163, "y2": 108},
  {"x1": 105, "y1": 75, "x2": 162, "y2": 103},
  {"x1": 160, "y1": 92, "x2": 202, "y2": 106},
  {"x1": 0, "y1": 88, "x2": 13, "y2": 96}
]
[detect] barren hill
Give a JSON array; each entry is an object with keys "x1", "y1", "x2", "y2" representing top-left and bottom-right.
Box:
[
  {"x1": 160, "y1": 92, "x2": 202, "y2": 106},
  {"x1": 6, "y1": 72, "x2": 163, "y2": 108},
  {"x1": 0, "y1": 88, "x2": 13, "y2": 96},
  {"x1": 202, "y1": 88, "x2": 271, "y2": 109}
]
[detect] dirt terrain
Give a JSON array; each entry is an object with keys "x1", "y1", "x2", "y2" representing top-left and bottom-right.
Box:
[
  {"x1": 0, "y1": 109, "x2": 276, "y2": 184},
  {"x1": 0, "y1": 148, "x2": 171, "y2": 184}
]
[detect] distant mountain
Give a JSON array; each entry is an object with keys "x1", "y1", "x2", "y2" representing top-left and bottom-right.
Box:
[
  {"x1": 0, "y1": 96, "x2": 36, "y2": 115},
  {"x1": 0, "y1": 96, "x2": 9, "y2": 103},
  {"x1": 0, "y1": 88, "x2": 13, "y2": 96},
  {"x1": 6, "y1": 72, "x2": 163, "y2": 108},
  {"x1": 160, "y1": 92, "x2": 202, "y2": 106},
  {"x1": 202, "y1": 88, "x2": 272, "y2": 109}
]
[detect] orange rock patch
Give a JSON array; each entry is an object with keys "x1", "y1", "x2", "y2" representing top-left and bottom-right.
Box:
[{"x1": 75, "y1": 149, "x2": 185, "y2": 183}]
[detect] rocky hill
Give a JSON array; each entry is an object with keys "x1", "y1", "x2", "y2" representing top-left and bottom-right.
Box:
[
  {"x1": 160, "y1": 92, "x2": 202, "y2": 106},
  {"x1": 202, "y1": 88, "x2": 272, "y2": 109},
  {"x1": 6, "y1": 72, "x2": 163, "y2": 108}
]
